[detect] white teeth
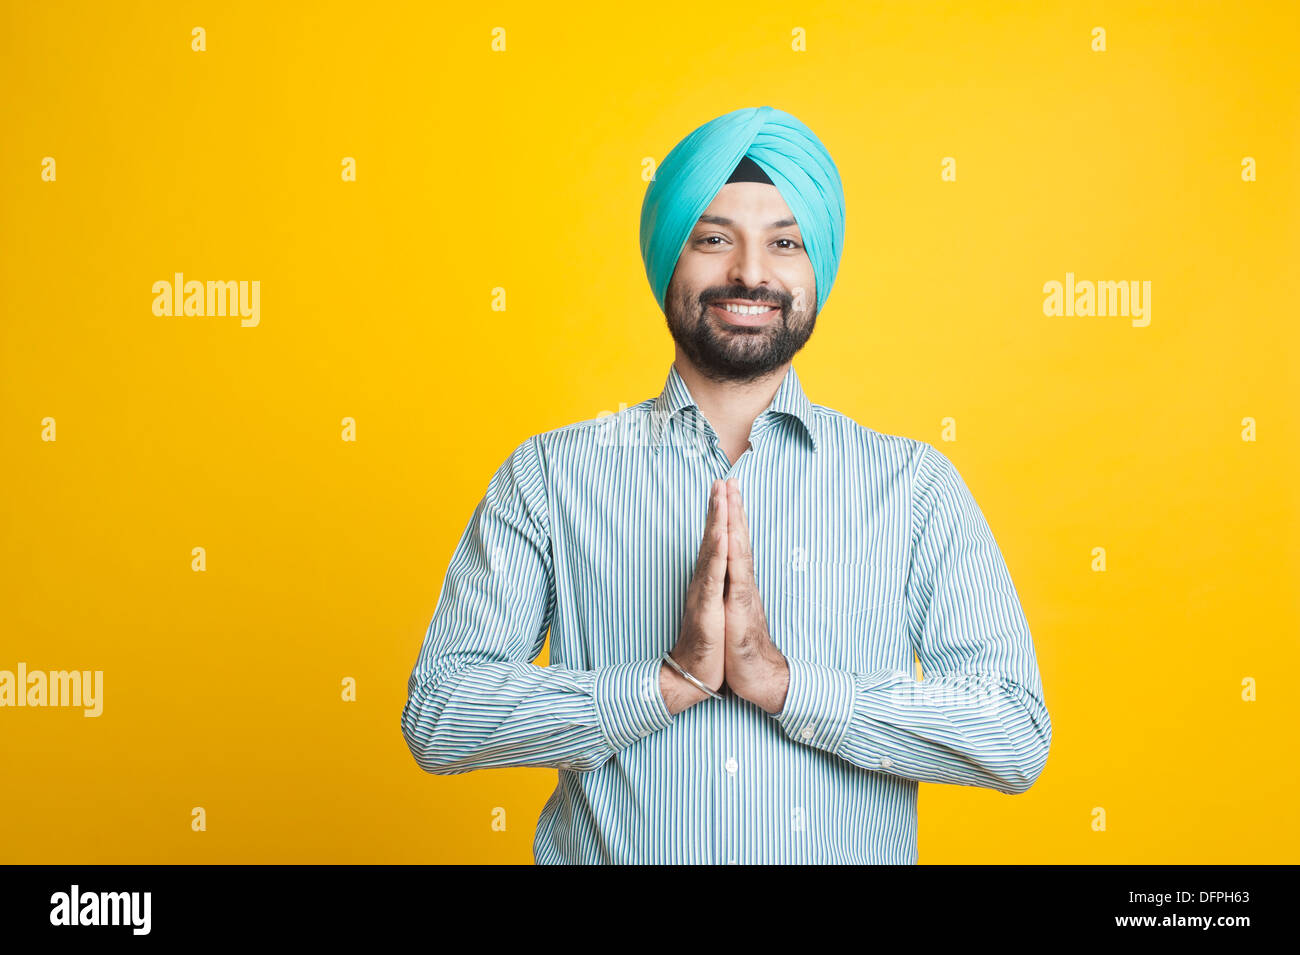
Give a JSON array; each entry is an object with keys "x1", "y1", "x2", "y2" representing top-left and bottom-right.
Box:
[{"x1": 718, "y1": 303, "x2": 774, "y2": 315}]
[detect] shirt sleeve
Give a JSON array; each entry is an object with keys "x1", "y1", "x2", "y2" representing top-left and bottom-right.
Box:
[
  {"x1": 772, "y1": 442, "x2": 1053, "y2": 795},
  {"x1": 401, "y1": 435, "x2": 675, "y2": 775}
]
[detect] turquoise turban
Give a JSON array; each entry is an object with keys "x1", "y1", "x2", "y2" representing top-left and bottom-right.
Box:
[{"x1": 639, "y1": 105, "x2": 846, "y2": 315}]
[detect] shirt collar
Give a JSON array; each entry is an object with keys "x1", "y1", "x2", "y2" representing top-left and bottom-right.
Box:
[{"x1": 650, "y1": 362, "x2": 820, "y2": 454}]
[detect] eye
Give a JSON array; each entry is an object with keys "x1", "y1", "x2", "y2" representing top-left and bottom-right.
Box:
[
  {"x1": 774, "y1": 238, "x2": 802, "y2": 250},
  {"x1": 696, "y1": 235, "x2": 725, "y2": 246}
]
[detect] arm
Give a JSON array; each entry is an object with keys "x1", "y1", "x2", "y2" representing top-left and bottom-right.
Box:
[
  {"x1": 401, "y1": 436, "x2": 676, "y2": 775},
  {"x1": 771, "y1": 442, "x2": 1052, "y2": 795}
]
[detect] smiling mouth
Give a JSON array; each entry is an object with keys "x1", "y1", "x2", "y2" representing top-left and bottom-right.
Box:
[{"x1": 708, "y1": 301, "x2": 781, "y2": 327}]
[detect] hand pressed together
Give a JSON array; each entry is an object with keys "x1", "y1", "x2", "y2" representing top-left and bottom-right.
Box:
[{"x1": 662, "y1": 478, "x2": 790, "y2": 715}]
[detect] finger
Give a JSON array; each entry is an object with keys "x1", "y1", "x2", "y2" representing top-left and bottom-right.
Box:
[
  {"x1": 694, "y1": 479, "x2": 717, "y2": 575},
  {"x1": 733, "y1": 480, "x2": 754, "y2": 571},
  {"x1": 711, "y1": 480, "x2": 729, "y2": 573},
  {"x1": 729, "y1": 478, "x2": 756, "y2": 583},
  {"x1": 725, "y1": 479, "x2": 752, "y2": 599},
  {"x1": 697, "y1": 480, "x2": 728, "y2": 594}
]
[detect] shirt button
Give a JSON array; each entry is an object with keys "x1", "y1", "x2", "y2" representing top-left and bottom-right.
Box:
[
  {"x1": 639, "y1": 729, "x2": 650, "y2": 737},
  {"x1": 879, "y1": 757, "x2": 894, "y2": 769},
  {"x1": 800, "y1": 725, "x2": 815, "y2": 739},
  {"x1": 558, "y1": 761, "x2": 572, "y2": 770},
  {"x1": 724, "y1": 756, "x2": 738, "y2": 775}
]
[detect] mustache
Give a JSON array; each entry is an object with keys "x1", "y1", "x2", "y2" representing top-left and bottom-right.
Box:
[{"x1": 699, "y1": 287, "x2": 790, "y2": 308}]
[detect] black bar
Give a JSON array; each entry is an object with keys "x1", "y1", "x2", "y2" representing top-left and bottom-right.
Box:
[{"x1": 0, "y1": 864, "x2": 1282, "y2": 941}]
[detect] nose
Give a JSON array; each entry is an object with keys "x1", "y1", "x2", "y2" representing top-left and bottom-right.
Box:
[{"x1": 724, "y1": 237, "x2": 775, "y2": 300}]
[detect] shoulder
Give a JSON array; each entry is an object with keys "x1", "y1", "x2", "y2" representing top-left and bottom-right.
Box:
[
  {"x1": 809, "y1": 402, "x2": 929, "y2": 471},
  {"x1": 522, "y1": 398, "x2": 659, "y2": 464},
  {"x1": 807, "y1": 404, "x2": 972, "y2": 514}
]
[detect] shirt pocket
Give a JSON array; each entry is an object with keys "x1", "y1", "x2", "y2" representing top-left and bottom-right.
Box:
[
  {"x1": 778, "y1": 558, "x2": 912, "y2": 673},
  {"x1": 782, "y1": 558, "x2": 907, "y2": 617}
]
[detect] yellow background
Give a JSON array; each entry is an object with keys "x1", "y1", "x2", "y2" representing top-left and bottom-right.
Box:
[{"x1": 2, "y1": 0, "x2": 1296, "y2": 863}]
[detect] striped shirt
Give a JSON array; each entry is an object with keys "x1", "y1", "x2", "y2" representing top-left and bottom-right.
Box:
[{"x1": 401, "y1": 362, "x2": 1052, "y2": 864}]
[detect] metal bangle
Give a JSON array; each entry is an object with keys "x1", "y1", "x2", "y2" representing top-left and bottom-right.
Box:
[{"x1": 661, "y1": 652, "x2": 723, "y2": 700}]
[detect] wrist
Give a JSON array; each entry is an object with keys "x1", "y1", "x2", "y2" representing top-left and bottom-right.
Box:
[
  {"x1": 659, "y1": 663, "x2": 710, "y2": 714},
  {"x1": 760, "y1": 652, "x2": 791, "y2": 715}
]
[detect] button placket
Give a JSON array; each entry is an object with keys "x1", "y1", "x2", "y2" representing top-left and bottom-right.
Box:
[
  {"x1": 709, "y1": 676, "x2": 722, "y2": 866},
  {"x1": 724, "y1": 748, "x2": 741, "y2": 864}
]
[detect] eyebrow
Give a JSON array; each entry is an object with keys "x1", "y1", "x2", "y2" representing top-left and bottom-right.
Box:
[{"x1": 697, "y1": 214, "x2": 798, "y2": 229}]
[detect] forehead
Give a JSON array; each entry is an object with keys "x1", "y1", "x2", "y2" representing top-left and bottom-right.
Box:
[{"x1": 699, "y1": 181, "x2": 798, "y2": 228}]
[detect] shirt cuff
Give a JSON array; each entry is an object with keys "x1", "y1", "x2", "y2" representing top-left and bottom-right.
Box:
[
  {"x1": 773, "y1": 655, "x2": 857, "y2": 753},
  {"x1": 593, "y1": 656, "x2": 675, "y2": 751}
]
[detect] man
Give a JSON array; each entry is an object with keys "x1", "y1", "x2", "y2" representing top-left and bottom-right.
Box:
[{"x1": 401, "y1": 105, "x2": 1051, "y2": 864}]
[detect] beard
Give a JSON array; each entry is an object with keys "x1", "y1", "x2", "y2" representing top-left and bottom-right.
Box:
[{"x1": 663, "y1": 280, "x2": 817, "y2": 383}]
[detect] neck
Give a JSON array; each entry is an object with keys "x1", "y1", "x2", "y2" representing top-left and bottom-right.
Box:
[{"x1": 672, "y1": 347, "x2": 788, "y2": 464}]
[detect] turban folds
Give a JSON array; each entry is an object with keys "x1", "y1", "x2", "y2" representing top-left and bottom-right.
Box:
[{"x1": 639, "y1": 105, "x2": 846, "y2": 315}]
